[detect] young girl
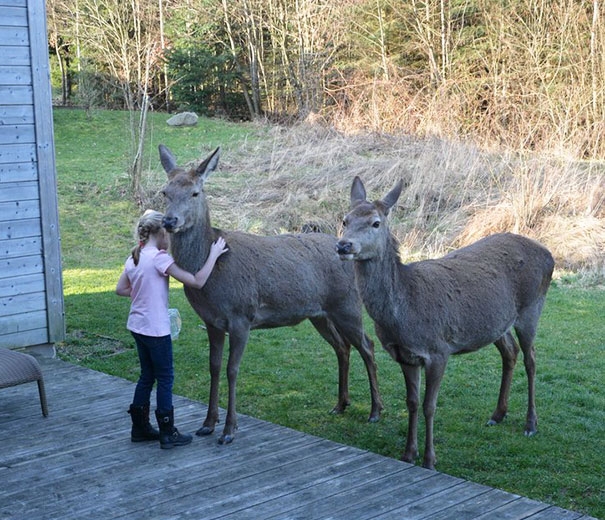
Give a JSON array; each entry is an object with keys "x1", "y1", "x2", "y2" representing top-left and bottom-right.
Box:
[{"x1": 116, "y1": 209, "x2": 228, "y2": 449}]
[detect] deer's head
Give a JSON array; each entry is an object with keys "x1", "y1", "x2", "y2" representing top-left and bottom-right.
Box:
[
  {"x1": 159, "y1": 145, "x2": 220, "y2": 233},
  {"x1": 336, "y1": 176, "x2": 403, "y2": 261}
]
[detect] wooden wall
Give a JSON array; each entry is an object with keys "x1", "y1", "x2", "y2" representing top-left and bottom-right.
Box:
[{"x1": 0, "y1": 0, "x2": 64, "y2": 350}]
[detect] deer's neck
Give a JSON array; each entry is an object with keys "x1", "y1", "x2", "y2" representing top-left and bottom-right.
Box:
[
  {"x1": 354, "y1": 235, "x2": 406, "y2": 321},
  {"x1": 170, "y1": 214, "x2": 214, "y2": 273}
]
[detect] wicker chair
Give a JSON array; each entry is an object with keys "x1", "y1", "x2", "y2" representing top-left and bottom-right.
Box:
[{"x1": 0, "y1": 348, "x2": 49, "y2": 417}]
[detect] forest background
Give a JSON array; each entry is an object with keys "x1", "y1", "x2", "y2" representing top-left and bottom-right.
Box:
[{"x1": 47, "y1": 0, "x2": 605, "y2": 156}]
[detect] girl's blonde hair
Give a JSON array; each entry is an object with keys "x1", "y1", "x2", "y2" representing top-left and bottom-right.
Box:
[{"x1": 132, "y1": 209, "x2": 164, "y2": 265}]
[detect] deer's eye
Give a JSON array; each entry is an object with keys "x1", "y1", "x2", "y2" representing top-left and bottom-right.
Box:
[
  {"x1": 342, "y1": 219, "x2": 347, "y2": 227},
  {"x1": 372, "y1": 220, "x2": 380, "y2": 228},
  {"x1": 192, "y1": 191, "x2": 199, "y2": 197}
]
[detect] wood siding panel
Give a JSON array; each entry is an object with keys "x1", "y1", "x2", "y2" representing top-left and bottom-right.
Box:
[
  {"x1": 0, "y1": 0, "x2": 27, "y2": 9},
  {"x1": 0, "y1": 85, "x2": 33, "y2": 105},
  {"x1": 0, "y1": 46, "x2": 29, "y2": 67},
  {"x1": 0, "y1": 181, "x2": 38, "y2": 202},
  {"x1": 0, "y1": 218, "x2": 41, "y2": 240},
  {"x1": 0, "y1": 124, "x2": 35, "y2": 145},
  {"x1": 0, "y1": 65, "x2": 32, "y2": 85},
  {"x1": 0, "y1": 200, "x2": 40, "y2": 221},
  {"x1": 0, "y1": 291, "x2": 46, "y2": 315},
  {"x1": 0, "y1": 255, "x2": 42, "y2": 277},
  {"x1": 0, "y1": 143, "x2": 36, "y2": 164},
  {"x1": 0, "y1": 6, "x2": 27, "y2": 26},
  {"x1": 1, "y1": 236, "x2": 41, "y2": 258},
  {"x1": 0, "y1": 272, "x2": 44, "y2": 298},
  {"x1": 0, "y1": 27, "x2": 28, "y2": 46},
  {"x1": 0, "y1": 0, "x2": 27, "y2": 7},
  {"x1": 0, "y1": 162, "x2": 37, "y2": 183},
  {"x1": 0, "y1": 327, "x2": 47, "y2": 348},
  {"x1": 0, "y1": 0, "x2": 63, "y2": 348},
  {"x1": 0, "y1": 105, "x2": 35, "y2": 124},
  {"x1": 0, "y1": 310, "x2": 47, "y2": 336}
]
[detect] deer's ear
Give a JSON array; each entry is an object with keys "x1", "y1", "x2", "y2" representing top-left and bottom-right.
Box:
[
  {"x1": 195, "y1": 147, "x2": 220, "y2": 182},
  {"x1": 382, "y1": 179, "x2": 403, "y2": 215},
  {"x1": 350, "y1": 176, "x2": 367, "y2": 207},
  {"x1": 159, "y1": 144, "x2": 177, "y2": 175}
]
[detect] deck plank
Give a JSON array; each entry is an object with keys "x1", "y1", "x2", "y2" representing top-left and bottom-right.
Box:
[{"x1": 0, "y1": 357, "x2": 598, "y2": 520}]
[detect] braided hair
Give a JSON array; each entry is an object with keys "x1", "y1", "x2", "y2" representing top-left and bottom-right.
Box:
[{"x1": 132, "y1": 210, "x2": 164, "y2": 265}]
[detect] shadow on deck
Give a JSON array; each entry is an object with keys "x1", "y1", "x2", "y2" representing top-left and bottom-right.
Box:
[{"x1": 0, "y1": 357, "x2": 597, "y2": 520}]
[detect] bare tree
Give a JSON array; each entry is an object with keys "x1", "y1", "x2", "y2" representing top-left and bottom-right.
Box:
[
  {"x1": 589, "y1": 0, "x2": 604, "y2": 156},
  {"x1": 264, "y1": 0, "x2": 350, "y2": 117},
  {"x1": 77, "y1": 0, "x2": 163, "y2": 198},
  {"x1": 47, "y1": 0, "x2": 74, "y2": 105},
  {"x1": 349, "y1": 0, "x2": 392, "y2": 81},
  {"x1": 409, "y1": 0, "x2": 442, "y2": 86},
  {"x1": 48, "y1": 0, "x2": 605, "y2": 159},
  {"x1": 220, "y1": 0, "x2": 262, "y2": 118}
]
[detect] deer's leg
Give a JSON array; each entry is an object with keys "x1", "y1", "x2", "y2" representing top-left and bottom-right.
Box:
[
  {"x1": 421, "y1": 355, "x2": 448, "y2": 470},
  {"x1": 515, "y1": 324, "x2": 538, "y2": 436},
  {"x1": 356, "y1": 333, "x2": 383, "y2": 422},
  {"x1": 324, "y1": 312, "x2": 383, "y2": 422},
  {"x1": 400, "y1": 363, "x2": 421, "y2": 464},
  {"x1": 196, "y1": 324, "x2": 225, "y2": 436},
  {"x1": 489, "y1": 331, "x2": 520, "y2": 426},
  {"x1": 309, "y1": 317, "x2": 351, "y2": 416},
  {"x1": 219, "y1": 321, "x2": 250, "y2": 445}
]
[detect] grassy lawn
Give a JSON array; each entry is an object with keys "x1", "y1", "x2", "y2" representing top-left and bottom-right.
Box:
[{"x1": 54, "y1": 108, "x2": 604, "y2": 519}]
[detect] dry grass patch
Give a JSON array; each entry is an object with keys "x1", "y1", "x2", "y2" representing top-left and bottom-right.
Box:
[{"x1": 144, "y1": 122, "x2": 605, "y2": 280}]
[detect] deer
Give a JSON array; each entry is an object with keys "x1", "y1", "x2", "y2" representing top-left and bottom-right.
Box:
[
  {"x1": 158, "y1": 145, "x2": 383, "y2": 445},
  {"x1": 336, "y1": 176, "x2": 554, "y2": 470}
]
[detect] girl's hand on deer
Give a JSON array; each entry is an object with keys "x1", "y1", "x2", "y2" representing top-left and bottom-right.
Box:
[{"x1": 210, "y1": 236, "x2": 229, "y2": 260}]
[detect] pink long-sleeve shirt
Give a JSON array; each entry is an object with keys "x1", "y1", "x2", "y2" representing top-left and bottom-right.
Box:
[{"x1": 121, "y1": 246, "x2": 175, "y2": 337}]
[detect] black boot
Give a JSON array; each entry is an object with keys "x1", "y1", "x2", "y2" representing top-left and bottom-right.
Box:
[
  {"x1": 128, "y1": 404, "x2": 160, "y2": 442},
  {"x1": 155, "y1": 408, "x2": 192, "y2": 449}
]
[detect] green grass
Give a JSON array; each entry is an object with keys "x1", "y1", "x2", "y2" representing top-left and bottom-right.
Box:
[
  {"x1": 55, "y1": 109, "x2": 605, "y2": 519},
  {"x1": 54, "y1": 108, "x2": 260, "y2": 268}
]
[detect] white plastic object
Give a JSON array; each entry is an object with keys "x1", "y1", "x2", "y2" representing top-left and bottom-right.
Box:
[{"x1": 168, "y1": 308, "x2": 182, "y2": 340}]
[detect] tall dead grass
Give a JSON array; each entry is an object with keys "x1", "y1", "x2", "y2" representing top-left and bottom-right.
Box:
[{"x1": 153, "y1": 123, "x2": 605, "y2": 283}]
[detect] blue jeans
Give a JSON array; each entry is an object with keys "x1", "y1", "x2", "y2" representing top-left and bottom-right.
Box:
[{"x1": 131, "y1": 332, "x2": 174, "y2": 413}]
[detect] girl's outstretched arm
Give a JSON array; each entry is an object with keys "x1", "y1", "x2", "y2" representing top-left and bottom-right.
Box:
[{"x1": 167, "y1": 236, "x2": 228, "y2": 289}]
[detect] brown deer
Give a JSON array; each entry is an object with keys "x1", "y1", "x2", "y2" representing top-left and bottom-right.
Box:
[
  {"x1": 336, "y1": 176, "x2": 554, "y2": 469},
  {"x1": 159, "y1": 145, "x2": 383, "y2": 444}
]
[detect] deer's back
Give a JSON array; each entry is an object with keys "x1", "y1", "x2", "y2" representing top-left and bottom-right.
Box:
[
  {"x1": 367, "y1": 233, "x2": 554, "y2": 355},
  {"x1": 183, "y1": 230, "x2": 360, "y2": 330},
  {"x1": 408, "y1": 233, "x2": 552, "y2": 316},
  {"x1": 437, "y1": 232, "x2": 553, "y2": 298}
]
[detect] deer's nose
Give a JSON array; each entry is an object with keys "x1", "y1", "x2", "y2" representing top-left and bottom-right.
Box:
[
  {"x1": 162, "y1": 215, "x2": 178, "y2": 231},
  {"x1": 336, "y1": 241, "x2": 352, "y2": 255}
]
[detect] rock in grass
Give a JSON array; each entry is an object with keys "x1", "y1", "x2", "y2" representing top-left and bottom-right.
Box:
[{"x1": 166, "y1": 112, "x2": 198, "y2": 127}]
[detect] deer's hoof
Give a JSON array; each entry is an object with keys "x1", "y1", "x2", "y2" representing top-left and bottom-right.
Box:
[
  {"x1": 524, "y1": 428, "x2": 538, "y2": 437},
  {"x1": 401, "y1": 450, "x2": 418, "y2": 465},
  {"x1": 367, "y1": 414, "x2": 380, "y2": 423},
  {"x1": 218, "y1": 433, "x2": 234, "y2": 445},
  {"x1": 422, "y1": 460, "x2": 436, "y2": 471},
  {"x1": 195, "y1": 425, "x2": 215, "y2": 437},
  {"x1": 329, "y1": 406, "x2": 346, "y2": 415},
  {"x1": 487, "y1": 410, "x2": 507, "y2": 425}
]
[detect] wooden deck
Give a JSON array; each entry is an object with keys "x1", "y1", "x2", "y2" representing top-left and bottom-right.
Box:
[{"x1": 0, "y1": 357, "x2": 597, "y2": 520}]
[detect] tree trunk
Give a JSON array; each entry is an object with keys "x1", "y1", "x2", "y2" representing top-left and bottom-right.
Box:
[{"x1": 221, "y1": 0, "x2": 257, "y2": 119}]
